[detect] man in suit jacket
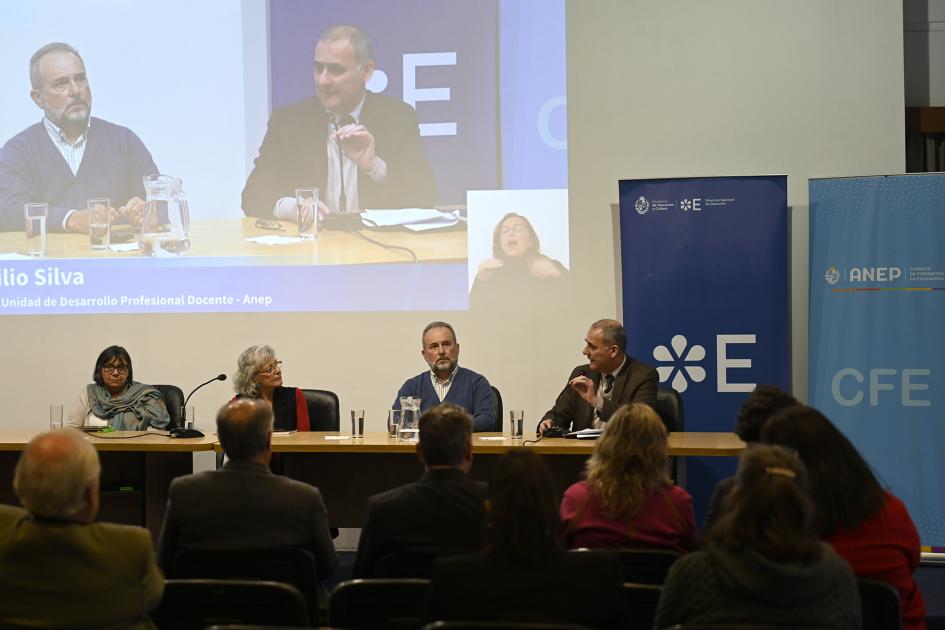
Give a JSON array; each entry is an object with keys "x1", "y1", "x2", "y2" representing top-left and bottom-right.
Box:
[
  {"x1": 354, "y1": 403, "x2": 486, "y2": 578},
  {"x1": 156, "y1": 398, "x2": 337, "y2": 579},
  {"x1": 242, "y1": 25, "x2": 435, "y2": 220},
  {"x1": 0, "y1": 428, "x2": 162, "y2": 628},
  {"x1": 539, "y1": 319, "x2": 659, "y2": 433}
]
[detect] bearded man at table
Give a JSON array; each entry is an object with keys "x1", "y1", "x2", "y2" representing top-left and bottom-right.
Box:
[{"x1": 0, "y1": 42, "x2": 158, "y2": 234}]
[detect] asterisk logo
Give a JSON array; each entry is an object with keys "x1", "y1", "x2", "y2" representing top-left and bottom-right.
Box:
[
  {"x1": 679, "y1": 199, "x2": 693, "y2": 211},
  {"x1": 652, "y1": 334, "x2": 706, "y2": 393}
]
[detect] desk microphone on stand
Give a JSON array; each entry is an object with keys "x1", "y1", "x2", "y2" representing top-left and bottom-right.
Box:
[{"x1": 170, "y1": 373, "x2": 227, "y2": 438}]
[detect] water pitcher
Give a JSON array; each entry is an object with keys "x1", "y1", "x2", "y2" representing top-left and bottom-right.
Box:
[
  {"x1": 399, "y1": 396, "x2": 421, "y2": 442},
  {"x1": 139, "y1": 174, "x2": 190, "y2": 256}
]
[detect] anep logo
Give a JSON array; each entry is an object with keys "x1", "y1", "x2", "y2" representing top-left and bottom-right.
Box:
[{"x1": 652, "y1": 334, "x2": 757, "y2": 393}]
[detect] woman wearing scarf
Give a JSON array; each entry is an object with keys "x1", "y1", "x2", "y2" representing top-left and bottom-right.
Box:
[{"x1": 66, "y1": 345, "x2": 170, "y2": 430}]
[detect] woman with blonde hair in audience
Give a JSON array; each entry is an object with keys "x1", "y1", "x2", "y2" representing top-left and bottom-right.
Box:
[
  {"x1": 653, "y1": 444, "x2": 861, "y2": 628},
  {"x1": 559, "y1": 403, "x2": 695, "y2": 552},
  {"x1": 763, "y1": 405, "x2": 926, "y2": 629}
]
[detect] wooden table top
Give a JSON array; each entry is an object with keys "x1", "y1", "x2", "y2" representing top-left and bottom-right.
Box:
[
  {"x1": 258, "y1": 431, "x2": 746, "y2": 457},
  {"x1": 0, "y1": 430, "x2": 217, "y2": 452},
  {"x1": 0, "y1": 218, "x2": 467, "y2": 264},
  {"x1": 0, "y1": 430, "x2": 744, "y2": 456}
]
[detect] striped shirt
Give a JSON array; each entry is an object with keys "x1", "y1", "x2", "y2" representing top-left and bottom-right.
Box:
[
  {"x1": 43, "y1": 116, "x2": 88, "y2": 176},
  {"x1": 430, "y1": 364, "x2": 460, "y2": 402}
]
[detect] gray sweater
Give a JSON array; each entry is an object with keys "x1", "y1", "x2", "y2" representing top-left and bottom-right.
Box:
[{"x1": 653, "y1": 542, "x2": 862, "y2": 629}]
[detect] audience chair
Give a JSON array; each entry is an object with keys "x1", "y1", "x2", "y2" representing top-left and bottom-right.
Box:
[
  {"x1": 302, "y1": 388, "x2": 340, "y2": 431},
  {"x1": 170, "y1": 548, "x2": 319, "y2": 617},
  {"x1": 858, "y1": 577, "x2": 902, "y2": 630},
  {"x1": 424, "y1": 622, "x2": 595, "y2": 630},
  {"x1": 154, "y1": 384, "x2": 185, "y2": 430},
  {"x1": 329, "y1": 578, "x2": 430, "y2": 630},
  {"x1": 570, "y1": 548, "x2": 681, "y2": 585},
  {"x1": 374, "y1": 550, "x2": 437, "y2": 578},
  {"x1": 152, "y1": 579, "x2": 309, "y2": 630},
  {"x1": 624, "y1": 582, "x2": 662, "y2": 630},
  {"x1": 491, "y1": 385, "x2": 503, "y2": 432}
]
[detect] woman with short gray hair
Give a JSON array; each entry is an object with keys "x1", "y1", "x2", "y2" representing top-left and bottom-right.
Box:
[{"x1": 232, "y1": 345, "x2": 311, "y2": 431}]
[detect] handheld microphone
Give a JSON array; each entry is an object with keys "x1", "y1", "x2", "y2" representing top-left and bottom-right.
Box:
[{"x1": 170, "y1": 374, "x2": 226, "y2": 438}]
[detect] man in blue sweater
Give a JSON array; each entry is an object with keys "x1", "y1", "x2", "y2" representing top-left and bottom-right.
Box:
[
  {"x1": 394, "y1": 321, "x2": 496, "y2": 432},
  {"x1": 0, "y1": 42, "x2": 158, "y2": 234}
]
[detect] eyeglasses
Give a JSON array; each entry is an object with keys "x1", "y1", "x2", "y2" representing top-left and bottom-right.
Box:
[
  {"x1": 102, "y1": 365, "x2": 128, "y2": 374},
  {"x1": 47, "y1": 74, "x2": 88, "y2": 95},
  {"x1": 500, "y1": 224, "x2": 527, "y2": 236},
  {"x1": 256, "y1": 360, "x2": 283, "y2": 376}
]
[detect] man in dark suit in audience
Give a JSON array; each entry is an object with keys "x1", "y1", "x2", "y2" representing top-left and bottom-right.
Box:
[
  {"x1": 354, "y1": 403, "x2": 486, "y2": 577},
  {"x1": 156, "y1": 398, "x2": 337, "y2": 579},
  {"x1": 0, "y1": 428, "x2": 162, "y2": 627},
  {"x1": 539, "y1": 318, "x2": 659, "y2": 434}
]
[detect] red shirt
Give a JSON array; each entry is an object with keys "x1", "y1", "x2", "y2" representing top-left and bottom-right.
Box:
[
  {"x1": 560, "y1": 480, "x2": 696, "y2": 553},
  {"x1": 827, "y1": 492, "x2": 926, "y2": 630}
]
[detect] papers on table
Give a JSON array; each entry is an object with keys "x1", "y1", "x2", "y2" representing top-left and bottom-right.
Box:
[
  {"x1": 361, "y1": 208, "x2": 462, "y2": 232},
  {"x1": 109, "y1": 242, "x2": 139, "y2": 252},
  {"x1": 273, "y1": 430, "x2": 298, "y2": 436},
  {"x1": 567, "y1": 428, "x2": 604, "y2": 439},
  {"x1": 244, "y1": 235, "x2": 306, "y2": 245},
  {"x1": 477, "y1": 436, "x2": 509, "y2": 441}
]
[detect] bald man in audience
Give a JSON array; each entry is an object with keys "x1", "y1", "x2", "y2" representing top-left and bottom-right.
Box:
[
  {"x1": 157, "y1": 398, "x2": 337, "y2": 579},
  {"x1": 0, "y1": 428, "x2": 162, "y2": 628}
]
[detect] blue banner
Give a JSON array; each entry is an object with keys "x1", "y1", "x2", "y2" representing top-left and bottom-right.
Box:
[
  {"x1": 618, "y1": 176, "x2": 790, "y2": 521},
  {"x1": 809, "y1": 174, "x2": 945, "y2": 550}
]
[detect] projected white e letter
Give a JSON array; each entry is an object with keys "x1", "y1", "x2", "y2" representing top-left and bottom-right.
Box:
[
  {"x1": 537, "y1": 96, "x2": 566, "y2": 151},
  {"x1": 716, "y1": 334, "x2": 756, "y2": 393},
  {"x1": 403, "y1": 52, "x2": 457, "y2": 137}
]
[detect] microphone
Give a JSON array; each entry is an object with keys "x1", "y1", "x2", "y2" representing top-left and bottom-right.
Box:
[
  {"x1": 171, "y1": 374, "x2": 226, "y2": 439},
  {"x1": 328, "y1": 113, "x2": 356, "y2": 213},
  {"x1": 178, "y1": 374, "x2": 226, "y2": 422}
]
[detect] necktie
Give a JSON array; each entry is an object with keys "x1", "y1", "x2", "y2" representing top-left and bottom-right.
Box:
[
  {"x1": 604, "y1": 374, "x2": 615, "y2": 397},
  {"x1": 335, "y1": 115, "x2": 356, "y2": 212}
]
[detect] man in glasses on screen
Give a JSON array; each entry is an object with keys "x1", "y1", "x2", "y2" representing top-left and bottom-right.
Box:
[
  {"x1": 0, "y1": 42, "x2": 158, "y2": 234},
  {"x1": 242, "y1": 25, "x2": 436, "y2": 223}
]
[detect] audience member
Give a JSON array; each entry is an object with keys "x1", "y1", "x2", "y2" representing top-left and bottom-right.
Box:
[
  {"x1": 702, "y1": 384, "x2": 798, "y2": 531},
  {"x1": 539, "y1": 319, "x2": 657, "y2": 433},
  {"x1": 0, "y1": 42, "x2": 157, "y2": 233},
  {"x1": 157, "y1": 399, "x2": 337, "y2": 579},
  {"x1": 66, "y1": 344, "x2": 170, "y2": 430},
  {"x1": 428, "y1": 449, "x2": 630, "y2": 629},
  {"x1": 653, "y1": 444, "x2": 861, "y2": 628},
  {"x1": 763, "y1": 406, "x2": 926, "y2": 629},
  {"x1": 233, "y1": 344, "x2": 313, "y2": 430},
  {"x1": 560, "y1": 403, "x2": 695, "y2": 552},
  {"x1": 0, "y1": 428, "x2": 162, "y2": 627},
  {"x1": 393, "y1": 321, "x2": 496, "y2": 432},
  {"x1": 354, "y1": 403, "x2": 485, "y2": 577}
]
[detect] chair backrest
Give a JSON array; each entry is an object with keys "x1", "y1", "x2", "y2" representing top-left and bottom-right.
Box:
[
  {"x1": 570, "y1": 548, "x2": 680, "y2": 585},
  {"x1": 154, "y1": 384, "x2": 185, "y2": 429},
  {"x1": 624, "y1": 582, "x2": 662, "y2": 630},
  {"x1": 302, "y1": 388, "x2": 340, "y2": 431},
  {"x1": 491, "y1": 385, "x2": 503, "y2": 432},
  {"x1": 424, "y1": 622, "x2": 595, "y2": 630},
  {"x1": 652, "y1": 387, "x2": 684, "y2": 433},
  {"x1": 170, "y1": 548, "x2": 318, "y2": 616},
  {"x1": 329, "y1": 578, "x2": 430, "y2": 630},
  {"x1": 373, "y1": 550, "x2": 437, "y2": 578},
  {"x1": 153, "y1": 579, "x2": 309, "y2": 630},
  {"x1": 858, "y1": 577, "x2": 902, "y2": 630}
]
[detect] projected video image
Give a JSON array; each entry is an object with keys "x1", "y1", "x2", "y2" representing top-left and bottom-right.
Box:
[{"x1": 0, "y1": 0, "x2": 567, "y2": 314}]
